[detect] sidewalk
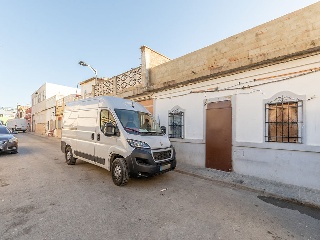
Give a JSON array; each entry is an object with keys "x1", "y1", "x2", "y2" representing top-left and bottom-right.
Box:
[
  {"x1": 175, "y1": 162, "x2": 320, "y2": 209},
  {"x1": 27, "y1": 131, "x2": 60, "y2": 141}
]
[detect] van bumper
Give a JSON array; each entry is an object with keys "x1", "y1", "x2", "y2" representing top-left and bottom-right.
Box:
[{"x1": 125, "y1": 147, "x2": 176, "y2": 177}]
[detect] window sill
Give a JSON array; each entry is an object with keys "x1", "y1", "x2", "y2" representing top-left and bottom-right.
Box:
[
  {"x1": 170, "y1": 138, "x2": 205, "y2": 144},
  {"x1": 234, "y1": 141, "x2": 320, "y2": 153}
]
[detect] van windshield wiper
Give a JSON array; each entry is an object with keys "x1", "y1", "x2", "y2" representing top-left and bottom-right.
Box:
[
  {"x1": 124, "y1": 127, "x2": 140, "y2": 133},
  {"x1": 141, "y1": 131, "x2": 161, "y2": 135}
]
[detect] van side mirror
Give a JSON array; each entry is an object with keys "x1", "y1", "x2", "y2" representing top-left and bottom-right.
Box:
[
  {"x1": 160, "y1": 126, "x2": 166, "y2": 134},
  {"x1": 104, "y1": 123, "x2": 119, "y2": 136}
]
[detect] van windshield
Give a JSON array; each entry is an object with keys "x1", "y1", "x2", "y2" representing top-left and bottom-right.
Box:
[{"x1": 114, "y1": 109, "x2": 163, "y2": 135}]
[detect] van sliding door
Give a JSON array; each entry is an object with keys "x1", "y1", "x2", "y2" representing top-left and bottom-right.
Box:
[{"x1": 75, "y1": 108, "x2": 98, "y2": 162}]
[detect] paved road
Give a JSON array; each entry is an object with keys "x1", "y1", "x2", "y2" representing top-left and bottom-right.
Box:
[{"x1": 0, "y1": 133, "x2": 319, "y2": 240}]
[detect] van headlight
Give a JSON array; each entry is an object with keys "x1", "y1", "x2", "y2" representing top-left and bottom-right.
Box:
[{"x1": 127, "y1": 139, "x2": 150, "y2": 149}]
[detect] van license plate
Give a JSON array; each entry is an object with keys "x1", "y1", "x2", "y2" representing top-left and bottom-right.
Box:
[{"x1": 160, "y1": 164, "x2": 171, "y2": 171}]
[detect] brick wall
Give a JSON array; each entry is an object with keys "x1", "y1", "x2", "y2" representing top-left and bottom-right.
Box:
[
  {"x1": 137, "y1": 99, "x2": 154, "y2": 114},
  {"x1": 149, "y1": 3, "x2": 320, "y2": 90},
  {"x1": 35, "y1": 123, "x2": 45, "y2": 135},
  {"x1": 141, "y1": 46, "x2": 171, "y2": 69}
]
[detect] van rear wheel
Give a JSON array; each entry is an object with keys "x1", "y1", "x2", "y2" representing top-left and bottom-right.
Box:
[
  {"x1": 65, "y1": 146, "x2": 76, "y2": 165},
  {"x1": 112, "y1": 158, "x2": 129, "y2": 186}
]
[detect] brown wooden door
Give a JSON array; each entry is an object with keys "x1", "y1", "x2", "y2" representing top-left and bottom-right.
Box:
[{"x1": 205, "y1": 100, "x2": 232, "y2": 171}]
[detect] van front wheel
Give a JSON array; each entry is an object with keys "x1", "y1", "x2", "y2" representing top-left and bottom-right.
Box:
[
  {"x1": 65, "y1": 146, "x2": 76, "y2": 165},
  {"x1": 112, "y1": 158, "x2": 129, "y2": 186}
]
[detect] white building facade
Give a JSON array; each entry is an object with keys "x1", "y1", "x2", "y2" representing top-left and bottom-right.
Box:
[
  {"x1": 31, "y1": 83, "x2": 80, "y2": 135},
  {"x1": 153, "y1": 54, "x2": 320, "y2": 191}
]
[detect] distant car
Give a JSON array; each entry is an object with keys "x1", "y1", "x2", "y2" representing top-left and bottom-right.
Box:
[{"x1": 0, "y1": 125, "x2": 18, "y2": 154}]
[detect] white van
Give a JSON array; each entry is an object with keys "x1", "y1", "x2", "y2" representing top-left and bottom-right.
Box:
[
  {"x1": 61, "y1": 96, "x2": 176, "y2": 186},
  {"x1": 7, "y1": 118, "x2": 28, "y2": 132}
]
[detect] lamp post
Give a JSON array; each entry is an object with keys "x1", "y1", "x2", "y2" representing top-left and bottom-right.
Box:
[{"x1": 78, "y1": 61, "x2": 98, "y2": 85}]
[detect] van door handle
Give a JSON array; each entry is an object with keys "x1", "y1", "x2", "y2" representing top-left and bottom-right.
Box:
[
  {"x1": 91, "y1": 133, "x2": 94, "y2": 140},
  {"x1": 97, "y1": 133, "x2": 100, "y2": 141}
]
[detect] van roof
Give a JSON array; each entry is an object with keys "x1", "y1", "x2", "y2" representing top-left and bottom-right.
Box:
[{"x1": 66, "y1": 96, "x2": 149, "y2": 113}]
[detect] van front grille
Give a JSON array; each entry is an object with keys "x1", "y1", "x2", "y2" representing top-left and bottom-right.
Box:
[{"x1": 153, "y1": 149, "x2": 172, "y2": 161}]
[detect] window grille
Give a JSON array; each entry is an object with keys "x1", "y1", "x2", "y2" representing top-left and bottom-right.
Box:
[
  {"x1": 168, "y1": 112, "x2": 184, "y2": 138},
  {"x1": 265, "y1": 97, "x2": 303, "y2": 143}
]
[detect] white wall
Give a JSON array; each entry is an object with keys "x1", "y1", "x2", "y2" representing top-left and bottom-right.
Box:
[
  {"x1": 233, "y1": 92, "x2": 264, "y2": 143},
  {"x1": 233, "y1": 147, "x2": 320, "y2": 190},
  {"x1": 232, "y1": 71, "x2": 320, "y2": 190},
  {"x1": 33, "y1": 111, "x2": 45, "y2": 123},
  {"x1": 80, "y1": 79, "x2": 95, "y2": 98},
  {"x1": 155, "y1": 94, "x2": 205, "y2": 140},
  {"x1": 46, "y1": 83, "x2": 80, "y2": 99},
  {"x1": 154, "y1": 54, "x2": 320, "y2": 190},
  {"x1": 235, "y1": 71, "x2": 320, "y2": 146}
]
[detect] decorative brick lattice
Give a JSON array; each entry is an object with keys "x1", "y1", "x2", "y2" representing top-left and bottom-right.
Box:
[
  {"x1": 117, "y1": 67, "x2": 141, "y2": 92},
  {"x1": 94, "y1": 66, "x2": 142, "y2": 97},
  {"x1": 94, "y1": 78, "x2": 114, "y2": 96}
]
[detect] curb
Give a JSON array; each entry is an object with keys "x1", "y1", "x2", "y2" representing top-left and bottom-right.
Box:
[
  {"x1": 26, "y1": 132, "x2": 60, "y2": 141},
  {"x1": 175, "y1": 165, "x2": 320, "y2": 209}
]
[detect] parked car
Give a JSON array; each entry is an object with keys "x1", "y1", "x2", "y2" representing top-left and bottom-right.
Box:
[{"x1": 0, "y1": 125, "x2": 18, "y2": 154}]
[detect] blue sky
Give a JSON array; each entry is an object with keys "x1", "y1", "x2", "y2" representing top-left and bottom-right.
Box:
[{"x1": 0, "y1": 0, "x2": 318, "y2": 107}]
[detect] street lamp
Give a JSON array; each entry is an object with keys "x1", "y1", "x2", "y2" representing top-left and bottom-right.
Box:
[{"x1": 78, "y1": 61, "x2": 98, "y2": 85}]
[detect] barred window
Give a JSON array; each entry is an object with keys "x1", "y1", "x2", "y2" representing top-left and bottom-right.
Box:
[
  {"x1": 168, "y1": 111, "x2": 184, "y2": 139},
  {"x1": 265, "y1": 97, "x2": 303, "y2": 143}
]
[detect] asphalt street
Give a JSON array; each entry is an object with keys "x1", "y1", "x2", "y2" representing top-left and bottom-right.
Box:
[{"x1": 0, "y1": 133, "x2": 319, "y2": 240}]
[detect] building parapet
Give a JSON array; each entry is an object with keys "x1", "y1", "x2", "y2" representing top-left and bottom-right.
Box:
[
  {"x1": 56, "y1": 94, "x2": 81, "y2": 116},
  {"x1": 94, "y1": 66, "x2": 142, "y2": 97},
  {"x1": 147, "y1": 3, "x2": 320, "y2": 93}
]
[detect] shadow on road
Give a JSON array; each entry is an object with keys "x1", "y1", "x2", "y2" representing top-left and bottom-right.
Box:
[{"x1": 258, "y1": 195, "x2": 320, "y2": 220}]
